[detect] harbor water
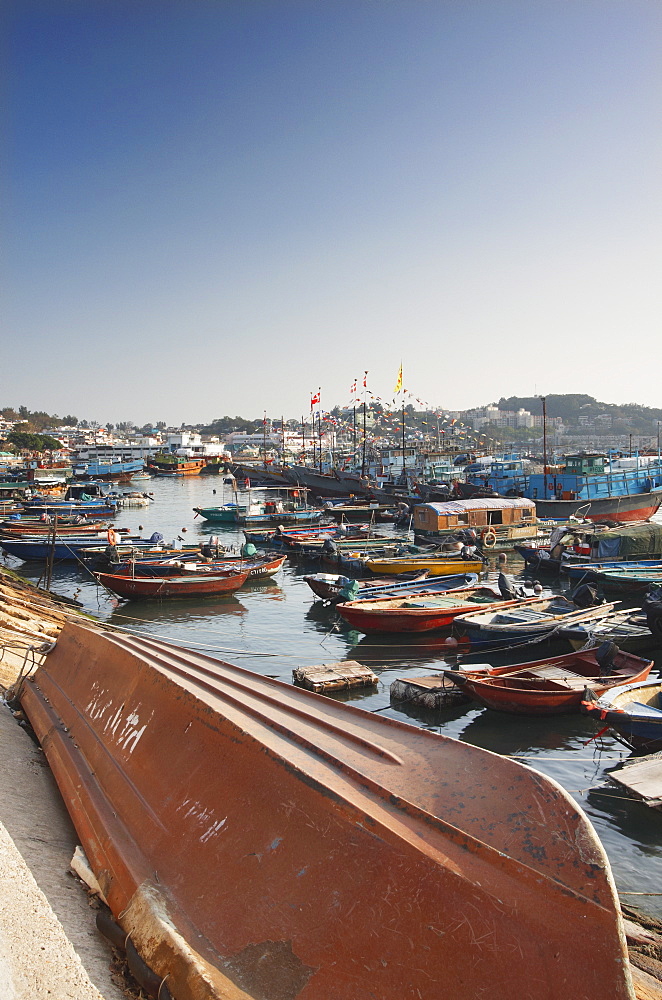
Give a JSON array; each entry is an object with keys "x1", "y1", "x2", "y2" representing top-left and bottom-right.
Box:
[{"x1": 5, "y1": 475, "x2": 662, "y2": 919}]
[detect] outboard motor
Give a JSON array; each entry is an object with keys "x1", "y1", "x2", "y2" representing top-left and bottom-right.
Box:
[
  {"x1": 321, "y1": 538, "x2": 337, "y2": 555},
  {"x1": 644, "y1": 586, "x2": 662, "y2": 638},
  {"x1": 498, "y1": 572, "x2": 520, "y2": 601},
  {"x1": 571, "y1": 583, "x2": 600, "y2": 608},
  {"x1": 595, "y1": 641, "x2": 619, "y2": 675}
]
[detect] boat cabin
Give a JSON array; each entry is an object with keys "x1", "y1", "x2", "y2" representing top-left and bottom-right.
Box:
[
  {"x1": 413, "y1": 497, "x2": 537, "y2": 543},
  {"x1": 563, "y1": 454, "x2": 607, "y2": 475},
  {"x1": 64, "y1": 481, "x2": 111, "y2": 500}
]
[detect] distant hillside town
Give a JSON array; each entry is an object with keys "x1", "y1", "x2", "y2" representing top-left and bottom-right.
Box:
[{"x1": 1, "y1": 394, "x2": 662, "y2": 462}]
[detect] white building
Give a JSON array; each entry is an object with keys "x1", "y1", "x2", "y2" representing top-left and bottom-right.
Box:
[{"x1": 166, "y1": 431, "x2": 230, "y2": 459}]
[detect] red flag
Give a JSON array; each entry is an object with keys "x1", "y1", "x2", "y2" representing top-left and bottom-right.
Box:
[
  {"x1": 350, "y1": 379, "x2": 357, "y2": 395},
  {"x1": 310, "y1": 391, "x2": 320, "y2": 406},
  {"x1": 363, "y1": 371, "x2": 368, "y2": 388}
]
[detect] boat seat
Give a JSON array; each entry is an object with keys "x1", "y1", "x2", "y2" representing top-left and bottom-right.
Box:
[
  {"x1": 518, "y1": 665, "x2": 589, "y2": 690},
  {"x1": 402, "y1": 599, "x2": 453, "y2": 608},
  {"x1": 491, "y1": 610, "x2": 553, "y2": 625}
]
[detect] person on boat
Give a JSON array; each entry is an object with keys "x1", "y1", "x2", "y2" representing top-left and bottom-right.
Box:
[{"x1": 104, "y1": 543, "x2": 120, "y2": 564}]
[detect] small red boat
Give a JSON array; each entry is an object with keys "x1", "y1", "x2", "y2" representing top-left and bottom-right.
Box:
[
  {"x1": 445, "y1": 645, "x2": 653, "y2": 715},
  {"x1": 95, "y1": 567, "x2": 249, "y2": 599},
  {"x1": 111, "y1": 554, "x2": 286, "y2": 580},
  {"x1": 337, "y1": 588, "x2": 540, "y2": 634}
]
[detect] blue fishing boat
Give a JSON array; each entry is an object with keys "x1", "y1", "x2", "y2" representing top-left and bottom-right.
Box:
[
  {"x1": 73, "y1": 458, "x2": 145, "y2": 482},
  {"x1": 582, "y1": 679, "x2": 662, "y2": 753},
  {"x1": 527, "y1": 454, "x2": 662, "y2": 522},
  {"x1": 0, "y1": 535, "x2": 117, "y2": 561}
]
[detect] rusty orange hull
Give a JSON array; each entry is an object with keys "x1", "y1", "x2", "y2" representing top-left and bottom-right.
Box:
[{"x1": 20, "y1": 622, "x2": 634, "y2": 1000}]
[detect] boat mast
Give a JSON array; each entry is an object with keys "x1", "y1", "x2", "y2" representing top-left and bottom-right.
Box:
[
  {"x1": 361, "y1": 372, "x2": 368, "y2": 477},
  {"x1": 541, "y1": 396, "x2": 548, "y2": 496},
  {"x1": 263, "y1": 411, "x2": 267, "y2": 465},
  {"x1": 401, "y1": 399, "x2": 406, "y2": 483}
]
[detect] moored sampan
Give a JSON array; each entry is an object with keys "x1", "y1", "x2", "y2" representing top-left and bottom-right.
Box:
[{"x1": 20, "y1": 622, "x2": 636, "y2": 999}]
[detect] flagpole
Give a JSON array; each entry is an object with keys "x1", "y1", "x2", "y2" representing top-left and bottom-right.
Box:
[{"x1": 317, "y1": 387, "x2": 322, "y2": 473}]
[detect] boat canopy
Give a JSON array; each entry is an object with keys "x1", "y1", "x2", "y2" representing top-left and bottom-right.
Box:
[
  {"x1": 595, "y1": 522, "x2": 662, "y2": 560},
  {"x1": 417, "y1": 497, "x2": 533, "y2": 515}
]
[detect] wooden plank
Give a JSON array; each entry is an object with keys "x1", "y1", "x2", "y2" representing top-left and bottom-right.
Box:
[{"x1": 609, "y1": 754, "x2": 662, "y2": 808}]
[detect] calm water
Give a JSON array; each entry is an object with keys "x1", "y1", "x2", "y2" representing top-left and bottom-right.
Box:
[{"x1": 6, "y1": 475, "x2": 662, "y2": 918}]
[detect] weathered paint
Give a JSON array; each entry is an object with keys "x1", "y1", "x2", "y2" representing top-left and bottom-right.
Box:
[{"x1": 21, "y1": 621, "x2": 635, "y2": 1000}]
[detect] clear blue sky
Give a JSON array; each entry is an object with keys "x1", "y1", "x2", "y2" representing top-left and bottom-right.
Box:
[{"x1": 3, "y1": 0, "x2": 661, "y2": 425}]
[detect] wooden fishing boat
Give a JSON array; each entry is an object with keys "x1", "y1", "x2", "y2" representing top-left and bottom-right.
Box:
[
  {"x1": 559, "y1": 609, "x2": 658, "y2": 653},
  {"x1": 444, "y1": 646, "x2": 653, "y2": 715},
  {"x1": 563, "y1": 559, "x2": 662, "y2": 584},
  {"x1": 0, "y1": 519, "x2": 122, "y2": 535},
  {"x1": 147, "y1": 455, "x2": 207, "y2": 476},
  {"x1": 363, "y1": 553, "x2": 485, "y2": 576},
  {"x1": 238, "y1": 507, "x2": 324, "y2": 527},
  {"x1": 584, "y1": 567, "x2": 662, "y2": 594},
  {"x1": 21, "y1": 501, "x2": 119, "y2": 518},
  {"x1": 95, "y1": 567, "x2": 250, "y2": 598},
  {"x1": 582, "y1": 678, "x2": 662, "y2": 753},
  {"x1": 78, "y1": 541, "x2": 201, "y2": 566},
  {"x1": 193, "y1": 503, "x2": 244, "y2": 523},
  {"x1": 303, "y1": 569, "x2": 431, "y2": 601},
  {"x1": 337, "y1": 588, "x2": 535, "y2": 634},
  {"x1": 452, "y1": 596, "x2": 618, "y2": 651},
  {"x1": 19, "y1": 620, "x2": 636, "y2": 999},
  {"x1": 0, "y1": 535, "x2": 138, "y2": 562},
  {"x1": 324, "y1": 501, "x2": 398, "y2": 523},
  {"x1": 112, "y1": 554, "x2": 286, "y2": 580}
]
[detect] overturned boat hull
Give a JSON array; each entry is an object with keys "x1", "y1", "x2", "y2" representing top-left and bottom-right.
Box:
[{"x1": 20, "y1": 622, "x2": 634, "y2": 1000}]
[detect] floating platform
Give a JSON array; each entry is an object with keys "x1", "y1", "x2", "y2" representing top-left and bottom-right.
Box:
[
  {"x1": 390, "y1": 673, "x2": 470, "y2": 709},
  {"x1": 292, "y1": 660, "x2": 378, "y2": 692},
  {"x1": 608, "y1": 752, "x2": 662, "y2": 810}
]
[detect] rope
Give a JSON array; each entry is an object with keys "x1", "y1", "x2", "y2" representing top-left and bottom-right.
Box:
[{"x1": 3, "y1": 639, "x2": 56, "y2": 700}]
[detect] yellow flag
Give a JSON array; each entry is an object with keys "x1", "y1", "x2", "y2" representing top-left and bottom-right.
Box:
[{"x1": 394, "y1": 364, "x2": 403, "y2": 393}]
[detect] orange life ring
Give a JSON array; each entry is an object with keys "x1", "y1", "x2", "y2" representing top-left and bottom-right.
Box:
[
  {"x1": 107, "y1": 528, "x2": 118, "y2": 546},
  {"x1": 481, "y1": 528, "x2": 497, "y2": 547}
]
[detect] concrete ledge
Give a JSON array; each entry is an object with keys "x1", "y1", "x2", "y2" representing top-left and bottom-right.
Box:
[{"x1": 0, "y1": 702, "x2": 125, "y2": 999}]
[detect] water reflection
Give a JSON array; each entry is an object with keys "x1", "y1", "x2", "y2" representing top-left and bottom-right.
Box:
[{"x1": 457, "y1": 708, "x2": 594, "y2": 756}]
